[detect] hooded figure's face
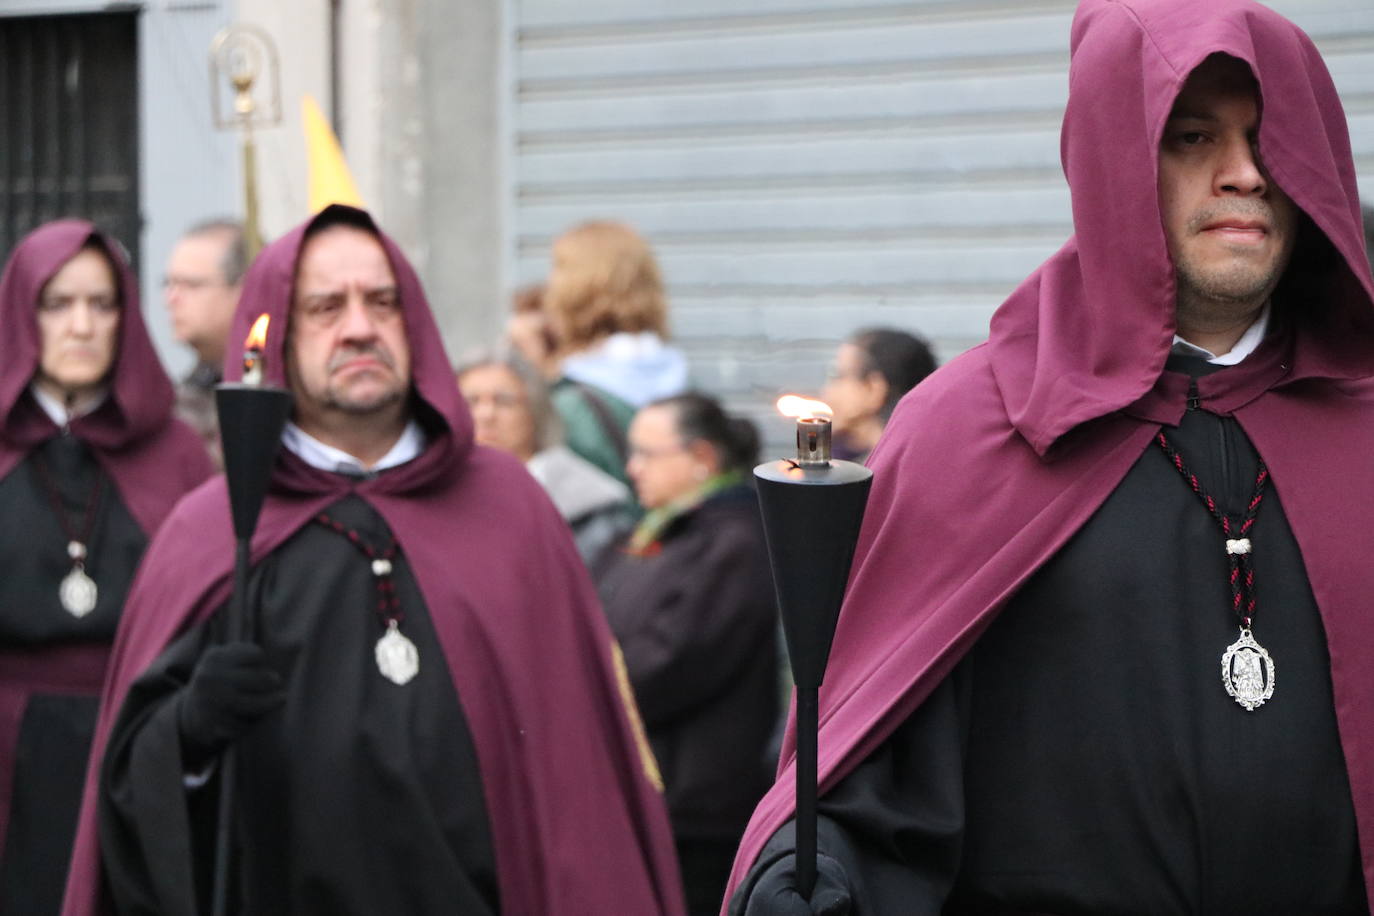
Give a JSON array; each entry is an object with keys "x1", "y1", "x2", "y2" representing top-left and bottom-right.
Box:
[
  {"x1": 286, "y1": 224, "x2": 412, "y2": 425},
  {"x1": 35, "y1": 246, "x2": 121, "y2": 399},
  {"x1": 1158, "y1": 54, "x2": 1299, "y2": 336}
]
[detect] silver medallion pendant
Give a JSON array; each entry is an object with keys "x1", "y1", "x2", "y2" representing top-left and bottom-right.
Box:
[
  {"x1": 1221, "y1": 627, "x2": 1275, "y2": 711},
  {"x1": 375, "y1": 620, "x2": 419, "y2": 686},
  {"x1": 60, "y1": 565, "x2": 98, "y2": 618}
]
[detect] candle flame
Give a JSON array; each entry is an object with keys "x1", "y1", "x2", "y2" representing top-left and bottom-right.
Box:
[
  {"x1": 776, "y1": 395, "x2": 833, "y2": 420},
  {"x1": 245, "y1": 313, "x2": 270, "y2": 350}
]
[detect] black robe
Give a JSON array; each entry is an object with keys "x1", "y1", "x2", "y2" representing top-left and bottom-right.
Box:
[
  {"x1": 99, "y1": 495, "x2": 500, "y2": 916},
  {"x1": 0, "y1": 433, "x2": 147, "y2": 915},
  {"x1": 737, "y1": 358, "x2": 1367, "y2": 915}
]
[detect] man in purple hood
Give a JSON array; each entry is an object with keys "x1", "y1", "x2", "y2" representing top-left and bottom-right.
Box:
[
  {"x1": 61, "y1": 205, "x2": 684, "y2": 915},
  {"x1": 729, "y1": 1, "x2": 1374, "y2": 914},
  {"x1": 0, "y1": 221, "x2": 214, "y2": 914}
]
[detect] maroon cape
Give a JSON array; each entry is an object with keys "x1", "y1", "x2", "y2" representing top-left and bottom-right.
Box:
[
  {"x1": 0, "y1": 221, "x2": 213, "y2": 859},
  {"x1": 62, "y1": 205, "x2": 684, "y2": 916},
  {"x1": 726, "y1": 0, "x2": 1374, "y2": 908}
]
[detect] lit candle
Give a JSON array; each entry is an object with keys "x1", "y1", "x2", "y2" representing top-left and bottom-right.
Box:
[
  {"x1": 776, "y1": 395, "x2": 834, "y2": 467},
  {"x1": 241, "y1": 313, "x2": 270, "y2": 387}
]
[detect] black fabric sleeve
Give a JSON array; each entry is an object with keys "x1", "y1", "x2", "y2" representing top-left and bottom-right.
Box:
[
  {"x1": 98, "y1": 619, "x2": 217, "y2": 916},
  {"x1": 731, "y1": 662, "x2": 972, "y2": 915}
]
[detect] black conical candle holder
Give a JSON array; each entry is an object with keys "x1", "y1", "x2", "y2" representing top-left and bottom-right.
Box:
[
  {"x1": 216, "y1": 384, "x2": 293, "y2": 545},
  {"x1": 754, "y1": 452, "x2": 872, "y2": 901},
  {"x1": 210, "y1": 382, "x2": 292, "y2": 916}
]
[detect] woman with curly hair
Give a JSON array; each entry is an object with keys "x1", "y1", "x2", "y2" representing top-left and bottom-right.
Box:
[{"x1": 542, "y1": 221, "x2": 688, "y2": 487}]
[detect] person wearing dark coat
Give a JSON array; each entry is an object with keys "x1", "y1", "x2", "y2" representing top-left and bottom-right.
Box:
[
  {"x1": 728, "y1": 1, "x2": 1374, "y2": 913},
  {"x1": 61, "y1": 205, "x2": 685, "y2": 916},
  {"x1": 595, "y1": 393, "x2": 778, "y2": 916},
  {"x1": 0, "y1": 221, "x2": 214, "y2": 914}
]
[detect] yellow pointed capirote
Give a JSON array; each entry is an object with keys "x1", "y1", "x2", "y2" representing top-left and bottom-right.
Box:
[{"x1": 303, "y1": 93, "x2": 364, "y2": 214}]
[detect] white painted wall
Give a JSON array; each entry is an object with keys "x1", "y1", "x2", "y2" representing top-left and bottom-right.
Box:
[{"x1": 139, "y1": 0, "x2": 242, "y2": 379}]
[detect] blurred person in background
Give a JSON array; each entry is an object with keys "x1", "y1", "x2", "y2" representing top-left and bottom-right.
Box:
[
  {"x1": 542, "y1": 221, "x2": 688, "y2": 487},
  {"x1": 594, "y1": 393, "x2": 777, "y2": 916},
  {"x1": 505, "y1": 284, "x2": 561, "y2": 381},
  {"x1": 162, "y1": 219, "x2": 246, "y2": 465},
  {"x1": 0, "y1": 221, "x2": 213, "y2": 914},
  {"x1": 457, "y1": 350, "x2": 636, "y2": 563},
  {"x1": 821, "y1": 327, "x2": 936, "y2": 463}
]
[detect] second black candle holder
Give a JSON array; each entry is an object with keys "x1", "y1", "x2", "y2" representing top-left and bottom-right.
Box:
[{"x1": 754, "y1": 412, "x2": 872, "y2": 899}]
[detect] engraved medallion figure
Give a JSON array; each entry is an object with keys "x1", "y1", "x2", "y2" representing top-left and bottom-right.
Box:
[
  {"x1": 1221, "y1": 628, "x2": 1275, "y2": 711},
  {"x1": 1232, "y1": 649, "x2": 1264, "y2": 701}
]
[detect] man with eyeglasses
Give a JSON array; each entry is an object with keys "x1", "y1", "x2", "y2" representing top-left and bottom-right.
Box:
[{"x1": 163, "y1": 219, "x2": 247, "y2": 464}]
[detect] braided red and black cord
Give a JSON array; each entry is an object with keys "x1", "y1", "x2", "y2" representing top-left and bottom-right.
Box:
[
  {"x1": 1156, "y1": 430, "x2": 1269, "y2": 627},
  {"x1": 315, "y1": 512, "x2": 404, "y2": 627}
]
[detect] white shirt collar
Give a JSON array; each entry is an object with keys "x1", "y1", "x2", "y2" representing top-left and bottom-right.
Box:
[
  {"x1": 29, "y1": 383, "x2": 108, "y2": 427},
  {"x1": 1171, "y1": 304, "x2": 1270, "y2": 366},
  {"x1": 281, "y1": 420, "x2": 427, "y2": 476}
]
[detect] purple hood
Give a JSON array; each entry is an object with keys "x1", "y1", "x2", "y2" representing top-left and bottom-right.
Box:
[{"x1": 0, "y1": 219, "x2": 212, "y2": 533}]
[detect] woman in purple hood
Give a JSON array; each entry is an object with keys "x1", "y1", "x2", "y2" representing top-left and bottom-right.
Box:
[
  {"x1": 729, "y1": 1, "x2": 1374, "y2": 913},
  {"x1": 0, "y1": 221, "x2": 213, "y2": 914}
]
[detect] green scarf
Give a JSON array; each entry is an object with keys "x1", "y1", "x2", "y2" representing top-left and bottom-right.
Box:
[{"x1": 626, "y1": 469, "x2": 744, "y2": 555}]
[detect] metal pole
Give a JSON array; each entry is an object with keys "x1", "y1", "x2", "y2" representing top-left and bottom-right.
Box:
[
  {"x1": 795, "y1": 686, "x2": 819, "y2": 899},
  {"x1": 210, "y1": 536, "x2": 251, "y2": 916},
  {"x1": 241, "y1": 123, "x2": 262, "y2": 261}
]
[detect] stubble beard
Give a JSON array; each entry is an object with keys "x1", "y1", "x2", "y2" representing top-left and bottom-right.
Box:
[
  {"x1": 1174, "y1": 255, "x2": 1284, "y2": 327},
  {"x1": 1173, "y1": 207, "x2": 1293, "y2": 332},
  {"x1": 322, "y1": 378, "x2": 406, "y2": 416},
  {"x1": 319, "y1": 343, "x2": 407, "y2": 416}
]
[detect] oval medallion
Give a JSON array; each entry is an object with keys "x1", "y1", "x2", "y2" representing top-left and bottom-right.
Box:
[
  {"x1": 375, "y1": 622, "x2": 419, "y2": 686},
  {"x1": 60, "y1": 566, "x2": 98, "y2": 618},
  {"x1": 1221, "y1": 628, "x2": 1275, "y2": 711}
]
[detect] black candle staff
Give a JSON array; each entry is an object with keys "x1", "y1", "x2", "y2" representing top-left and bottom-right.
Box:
[
  {"x1": 754, "y1": 400, "x2": 872, "y2": 899},
  {"x1": 209, "y1": 359, "x2": 292, "y2": 916}
]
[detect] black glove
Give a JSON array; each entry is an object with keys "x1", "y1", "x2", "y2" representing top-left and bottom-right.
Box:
[
  {"x1": 177, "y1": 641, "x2": 285, "y2": 765},
  {"x1": 743, "y1": 852, "x2": 853, "y2": 916}
]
